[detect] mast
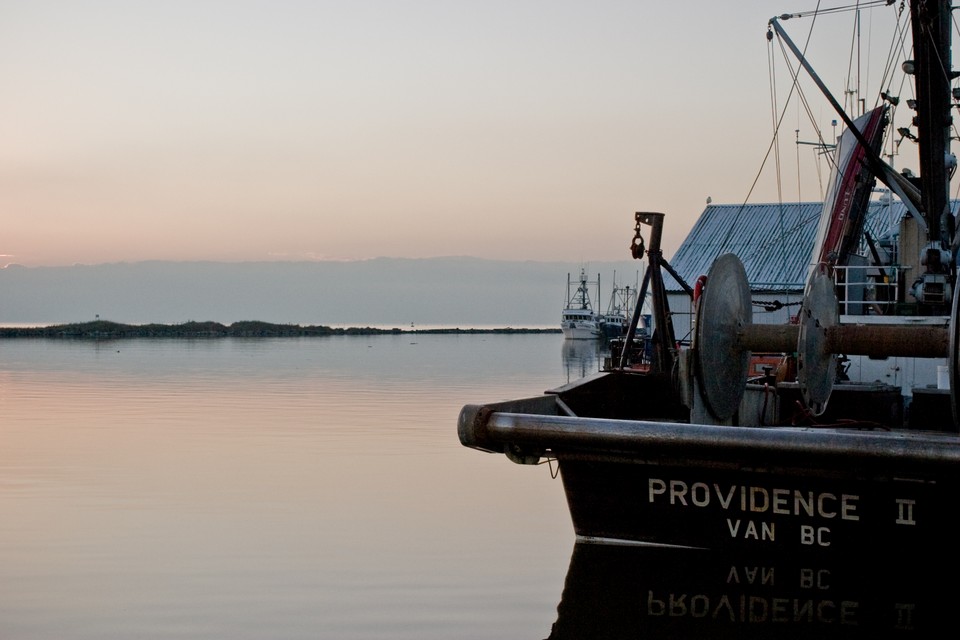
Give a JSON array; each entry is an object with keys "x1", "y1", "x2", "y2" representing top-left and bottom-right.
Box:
[
  {"x1": 911, "y1": 0, "x2": 954, "y2": 248},
  {"x1": 908, "y1": 0, "x2": 955, "y2": 308}
]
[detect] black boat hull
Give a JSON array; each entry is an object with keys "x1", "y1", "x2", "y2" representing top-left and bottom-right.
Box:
[
  {"x1": 458, "y1": 371, "x2": 960, "y2": 556},
  {"x1": 558, "y1": 456, "x2": 953, "y2": 555}
]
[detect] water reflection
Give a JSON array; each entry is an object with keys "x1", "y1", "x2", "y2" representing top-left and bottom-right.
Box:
[
  {"x1": 560, "y1": 339, "x2": 607, "y2": 382},
  {"x1": 0, "y1": 335, "x2": 574, "y2": 640},
  {"x1": 546, "y1": 542, "x2": 949, "y2": 639}
]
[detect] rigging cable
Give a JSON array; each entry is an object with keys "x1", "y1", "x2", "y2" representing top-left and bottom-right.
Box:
[
  {"x1": 872, "y1": 2, "x2": 911, "y2": 113},
  {"x1": 778, "y1": 2, "x2": 907, "y2": 247},
  {"x1": 876, "y1": 2, "x2": 911, "y2": 173},
  {"x1": 775, "y1": 35, "x2": 840, "y2": 181},
  {"x1": 845, "y1": 6, "x2": 862, "y2": 115},
  {"x1": 770, "y1": 34, "x2": 794, "y2": 314},
  {"x1": 722, "y1": 7, "x2": 825, "y2": 253},
  {"x1": 796, "y1": 127, "x2": 803, "y2": 203},
  {"x1": 708, "y1": 6, "x2": 827, "y2": 312},
  {"x1": 743, "y1": 20, "x2": 833, "y2": 287},
  {"x1": 726, "y1": 1, "x2": 902, "y2": 295},
  {"x1": 951, "y1": 10, "x2": 960, "y2": 235},
  {"x1": 780, "y1": 0, "x2": 897, "y2": 20}
]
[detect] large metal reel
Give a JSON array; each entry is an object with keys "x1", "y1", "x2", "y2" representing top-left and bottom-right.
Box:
[
  {"x1": 694, "y1": 253, "x2": 752, "y2": 420},
  {"x1": 797, "y1": 267, "x2": 838, "y2": 416}
]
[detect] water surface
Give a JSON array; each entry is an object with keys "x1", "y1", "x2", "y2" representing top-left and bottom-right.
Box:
[{"x1": 0, "y1": 334, "x2": 594, "y2": 639}]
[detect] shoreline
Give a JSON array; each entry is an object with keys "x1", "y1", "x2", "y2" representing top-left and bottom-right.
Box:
[{"x1": 0, "y1": 320, "x2": 562, "y2": 339}]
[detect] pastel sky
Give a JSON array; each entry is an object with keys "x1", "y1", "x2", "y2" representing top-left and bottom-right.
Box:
[{"x1": 0, "y1": 1, "x2": 925, "y2": 266}]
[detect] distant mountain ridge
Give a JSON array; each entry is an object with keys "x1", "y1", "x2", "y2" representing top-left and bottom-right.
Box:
[{"x1": 0, "y1": 257, "x2": 644, "y2": 327}]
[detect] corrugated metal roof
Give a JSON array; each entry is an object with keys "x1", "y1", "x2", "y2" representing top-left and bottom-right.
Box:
[{"x1": 664, "y1": 199, "x2": 945, "y2": 292}]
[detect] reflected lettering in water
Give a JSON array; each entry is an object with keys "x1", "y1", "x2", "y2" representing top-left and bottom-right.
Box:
[{"x1": 546, "y1": 542, "x2": 950, "y2": 639}]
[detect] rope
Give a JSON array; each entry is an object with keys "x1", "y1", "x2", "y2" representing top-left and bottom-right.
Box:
[
  {"x1": 790, "y1": 399, "x2": 892, "y2": 429},
  {"x1": 544, "y1": 456, "x2": 560, "y2": 479},
  {"x1": 876, "y1": 1, "x2": 911, "y2": 111},
  {"x1": 779, "y1": 0, "x2": 896, "y2": 21},
  {"x1": 752, "y1": 299, "x2": 804, "y2": 311},
  {"x1": 714, "y1": 19, "x2": 817, "y2": 257},
  {"x1": 759, "y1": 2, "x2": 909, "y2": 271}
]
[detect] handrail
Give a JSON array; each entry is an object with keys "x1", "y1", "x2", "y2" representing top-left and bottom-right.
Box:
[{"x1": 831, "y1": 264, "x2": 909, "y2": 313}]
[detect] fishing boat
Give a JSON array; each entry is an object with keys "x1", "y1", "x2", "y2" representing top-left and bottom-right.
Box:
[
  {"x1": 459, "y1": 0, "x2": 960, "y2": 557},
  {"x1": 560, "y1": 268, "x2": 601, "y2": 340},
  {"x1": 598, "y1": 276, "x2": 638, "y2": 340}
]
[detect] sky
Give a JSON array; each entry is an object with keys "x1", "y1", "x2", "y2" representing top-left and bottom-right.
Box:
[{"x1": 0, "y1": 1, "x2": 929, "y2": 267}]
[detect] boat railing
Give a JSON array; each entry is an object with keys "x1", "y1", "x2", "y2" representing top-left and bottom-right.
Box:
[{"x1": 831, "y1": 264, "x2": 909, "y2": 315}]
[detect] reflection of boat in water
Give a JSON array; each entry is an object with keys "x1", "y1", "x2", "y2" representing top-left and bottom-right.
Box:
[
  {"x1": 460, "y1": 1, "x2": 960, "y2": 558},
  {"x1": 546, "y1": 542, "x2": 953, "y2": 639},
  {"x1": 561, "y1": 339, "x2": 604, "y2": 382},
  {"x1": 561, "y1": 268, "x2": 601, "y2": 340}
]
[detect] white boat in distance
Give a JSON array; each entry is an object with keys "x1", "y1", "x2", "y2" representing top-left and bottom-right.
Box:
[{"x1": 561, "y1": 269, "x2": 601, "y2": 340}]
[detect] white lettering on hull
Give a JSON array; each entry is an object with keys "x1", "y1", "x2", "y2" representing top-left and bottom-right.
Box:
[
  {"x1": 895, "y1": 499, "x2": 917, "y2": 526},
  {"x1": 647, "y1": 478, "x2": 860, "y2": 522},
  {"x1": 646, "y1": 477, "x2": 925, "y2": 546},
  {"x1": 727, "y1": 519, "x2": 776, "y2": 541}
]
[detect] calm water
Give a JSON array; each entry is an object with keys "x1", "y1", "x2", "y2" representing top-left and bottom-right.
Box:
[
  {"x1": 2, "y1": 335, "x2": 948, "y2": 638},
  {"x1": 0, "y1": 334, "x2": 607, "y2": 640}
]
